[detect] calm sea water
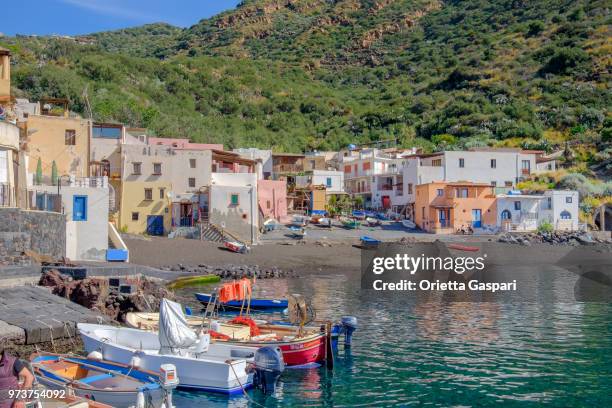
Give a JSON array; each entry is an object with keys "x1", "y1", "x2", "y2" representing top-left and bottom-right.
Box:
[{"x1": 173, "y1": 270, "x2": 611, "y2": 407}]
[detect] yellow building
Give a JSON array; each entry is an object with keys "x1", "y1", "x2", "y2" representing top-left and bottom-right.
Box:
[
  {"x1": 25, "y1": 113, "x2": 91, "y2": 182},
  {"x1": 119, "y1": 181, "x2": 172, "y2": 235},
  {"x1": 0, "y1": 47, "x2": 10, "y2": 103}
]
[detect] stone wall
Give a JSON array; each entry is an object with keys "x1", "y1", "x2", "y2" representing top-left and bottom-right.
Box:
[{"x1": 0, "y1": 208, "x2": 66, "y2": 265}]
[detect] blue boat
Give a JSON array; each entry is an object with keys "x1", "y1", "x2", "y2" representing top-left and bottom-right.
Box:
[
  {"x1": 352, "y1": 210, "x2": 366, "y2": 219},
  {"x1": 195, "y1": 292, "x2": 289, "y2": 310},
  {"x1": 375, "y1": 212, "x2": 389, "y2": 220},
  {"x1": 360, "y1": 236, "x2": 381, "y2": 248}
]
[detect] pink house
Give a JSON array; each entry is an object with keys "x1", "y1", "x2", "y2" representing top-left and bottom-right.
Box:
[
  {"x1": 258, "y1": 180, "x2": 288, "y2": 221},
  {"x1": 148, "y1": 137, "x2": 223, "y2": 151}
]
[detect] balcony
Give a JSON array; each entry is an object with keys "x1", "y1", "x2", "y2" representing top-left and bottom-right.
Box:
[
  {"x1": 274, "y1": 164, "x2": 302, "y2": 173},
  {"x1": 378, "y1": 184, "x2": 393, "y2": 191}
]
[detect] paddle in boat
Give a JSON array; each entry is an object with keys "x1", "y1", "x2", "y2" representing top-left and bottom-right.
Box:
[
  {"x1": 78, "y1": 299, "x2": 284, "y2": 395},
  {"x1": 30, "y1": 352, "x2": 178, "y2": 408}
]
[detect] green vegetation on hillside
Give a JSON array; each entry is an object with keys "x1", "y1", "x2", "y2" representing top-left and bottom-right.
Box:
[{"x1": 1, "y1": 0, "x2": 609, "y2": 167}]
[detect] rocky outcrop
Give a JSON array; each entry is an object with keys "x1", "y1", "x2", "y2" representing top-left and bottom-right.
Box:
[
  {"x1": 498, "y1": 231, "x2": 612, "y2": 247},
  {"x1": 158, "y1": 263, "x2": 298, "y2": 280},
  {"x1": 39, "y1": 270, "x2": 174, "y2": 322}
]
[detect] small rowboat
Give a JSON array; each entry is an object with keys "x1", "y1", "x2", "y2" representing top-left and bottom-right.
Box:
[
  {"x1": 195, "y1": 292, "x2": 289, "y2": 310},
  {"x1": 365, "y1": 217, "x2": 380, "y2": 226},
  {"x1": 224, "y1": 240, "x2": 249, "y2": 253},
  {"x1": 360, "y1": 236, "x2": 381, "y2": 248},
  {"x1": 447, "y1": 243, "x2": 480, "y2": 252},
  {"x1": 317, "y1": 217, "x2": 332, "y2": 227},
  {"x1": 340, "y1": 217, "x2": 359, "y2": 229},
  {"x1": 351, "y1": 210, "x2": 366, "y2": 220},
  {"x1": 287, "y1": 225, "x2": 306, "y2": 238},
  {"x1": 125, "y1": 312, "x2": 251, "y2": 340},
  {"x1": 401, "y1": 219, "x2": 416, "y2": 229},
  {"x1": 30, "y1": 353, "x2": 171, "y2": 408}
]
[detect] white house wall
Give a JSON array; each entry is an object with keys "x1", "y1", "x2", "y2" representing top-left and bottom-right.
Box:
[
  {"x1": 210, "y1": 173, "x2": 258, "y2": 243},
  {"x1": 34, "y1": 185, "x2": 109, "y2": 261}
]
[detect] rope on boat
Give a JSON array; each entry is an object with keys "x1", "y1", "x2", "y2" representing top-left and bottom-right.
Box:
[
  {"x1": 63, "y1": 322, "x2": 76, "y2": 348},
  {"x1": 228, "y1": 360, "x2": 266, "y2": 408}
]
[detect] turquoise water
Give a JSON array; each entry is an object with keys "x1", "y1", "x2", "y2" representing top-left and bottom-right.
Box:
[{"x1": 174, "y1": 271, "x2": 611, "y2": 407}]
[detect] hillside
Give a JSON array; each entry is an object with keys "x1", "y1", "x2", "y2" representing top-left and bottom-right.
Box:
[{"x1": 1, "y1": 0, "x2": 609, "y2": 163}]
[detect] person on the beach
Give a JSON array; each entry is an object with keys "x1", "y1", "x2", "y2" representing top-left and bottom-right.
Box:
[{"x1": 0, "y1": 347, "x2": 34, "y2": 408}]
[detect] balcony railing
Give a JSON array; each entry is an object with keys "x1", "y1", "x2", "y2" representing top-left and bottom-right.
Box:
[
  {"x1": 274, "y1": 164, "x2": 302, "y2": 173},
  {"x1": 67, "y1": 176, "x2": 109, "y2": 188},
  {"x1": 378, "y1": 184, "x2": 393, "y2": 191}
]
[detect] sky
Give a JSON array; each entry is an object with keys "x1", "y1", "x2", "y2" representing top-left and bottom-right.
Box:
[{"x1": 1, "y1": 0, "x2": 242, "y2": 36}]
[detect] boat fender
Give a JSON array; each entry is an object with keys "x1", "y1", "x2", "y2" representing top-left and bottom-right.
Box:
[
  {"x1": 253, "y1": 346, "x2": 285, "y2": 395},
  {"x1": 195, "y1": 333, "x2": 210, "y2": 354},
  {"x1": 341, "y1": 316, "x2": 358, "y2": 346},
  {"x1": 87, "y1": 350, "x2": 103, "y2": 361},
  {"x1": 230, "y1": 349, "x2": 255, "y2": 359},
  {"x1": 130, "y1": 355, "x2": 142, "y2": 369},
  {"x1": 136, "y1": 391, "x2": 145, "y2": 408},
  {"x1": 211, "y1": 320, "x2": 221, "y2": 332}
]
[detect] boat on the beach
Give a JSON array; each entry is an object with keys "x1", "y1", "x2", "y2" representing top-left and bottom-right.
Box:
[
  {"x1": 78, "y1": 300, "x2": 270, "y2": 395},
  {"x1": 351, "y1": 210, "x2": 366, "y2": 220},
  {"x1": 447, "y1": 243, "x2": 480, "y2": 252},
  {"x1": 30, "y1": 352, "x2": 176, "y2": 408},
  {"x1": 401, "y1": 219, "x2": 416, "y2": 229},
  {"x1": 195, "y1": 292, "x2": 289, "y2": 310},
  {"x1": 339, "y1": 217, "x2": 359, "y2": 229},
  {"x1": 365, "y1": 217, "x2": 380, "y2": 226},
  {"x1": 360, "y1": 236, "x2": 381, "y2": 248},
  {"x1": 224, "y1": 240, "x2": 250, "y2": 253},
  {"x1": 287, "y1": 225, "x2": 306, "y2": 238},
  {"x1": 289, "y1": 214, "x2": 310, "y2": 227}
]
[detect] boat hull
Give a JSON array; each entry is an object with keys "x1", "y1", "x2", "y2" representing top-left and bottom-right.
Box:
[
  {"x1": 195, "y1": 293, "x2": 288, "y2": 310},
  {"x1": 78, "y1": 324, "x2": 253, "y2": 395}
]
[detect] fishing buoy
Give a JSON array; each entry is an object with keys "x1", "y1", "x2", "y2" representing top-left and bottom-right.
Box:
[
  {"x1": 130, "y1": 355, "x2": 142, "y2": 369},
  {"x1": 195, "y1": 333, "x2": 210, "y2": 353},
  {"x1": 87, "y1": 351, "x2": 103, "y2": 361},
  {"x1": 211, "y1": 320, "x2": 221, "y2": 332}
]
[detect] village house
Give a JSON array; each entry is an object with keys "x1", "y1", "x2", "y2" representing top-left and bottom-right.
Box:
[
  {"x1": 233, "y1": 148, "x2": 273, "y2": 180},
  {"x1": 497, "y1": 190, "x2": 580, "y2": 232},
  {"x1": 0, "y1": 121, "x2": 19, "y2": 207},
  {"x1": 402, "y1": 148, "x2": 539, "y2": 220},
  {"x1": 23, "y1": 99, "x2": 91, "y2": 183},
  {"x1": 31, "y1": 176, "x2": 110, "y2": 261},
  {"x1": 340, "y1": 148, "x2": 407, "y2": 209},
  {"x1": 272, "y1": 152, "x2": 304, "y2": 183},
  {"x1": 414, "y1": 182, "x2": 497, "y2": 234},
  {"x1": 0, "y1": 47, "x2": 10, "y2": 105},
  {"x1": 120, "y1": 143, "x2": 260, "y2": 243},
  {"x1": 258, "y1": 179, "x2": 288, "y2": 222}
]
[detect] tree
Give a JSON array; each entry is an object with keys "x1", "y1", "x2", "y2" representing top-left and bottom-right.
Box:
[
  {"x1": 51, "y1": 161, "x2": 58, "y2": 186},
  {"x1": 35, "y1": 158, "x2": 42, "y2": 185}
]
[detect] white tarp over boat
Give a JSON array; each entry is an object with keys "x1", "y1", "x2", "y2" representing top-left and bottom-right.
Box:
[{"x1": 159, "y1": 299, "x2": 198, "y2": 354}]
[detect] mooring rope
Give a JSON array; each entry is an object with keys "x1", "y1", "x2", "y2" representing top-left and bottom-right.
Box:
[{"x1": 228, "y1": 360, "x2": 266, "y2": 408}]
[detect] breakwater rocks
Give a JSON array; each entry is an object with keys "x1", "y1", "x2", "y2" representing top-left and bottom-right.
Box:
[
  {"x1": 39, "y1": 270, "x2": 173, "y2": 322},
  {"x1": 159, "y1": 263, "x2": 299, "y2": 279},
  {"x1": 498, "y1": 231, "x2": 611, "y2": 247}
]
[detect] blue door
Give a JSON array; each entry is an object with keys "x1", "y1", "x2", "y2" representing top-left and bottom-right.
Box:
[
  {"x1": 472, "y1": 209, "x2": 482, "y2": 228},
  {"x1": 73, "y1": 195, "x2": 87, "y2": 221},
  {"x1": 147, "y1": 215, "x2": 164, "y2": 236}
]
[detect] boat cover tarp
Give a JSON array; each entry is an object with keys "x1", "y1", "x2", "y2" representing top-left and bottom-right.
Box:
[{"x1": 159, "y1": 299, "x2": 198, "y2": 354}]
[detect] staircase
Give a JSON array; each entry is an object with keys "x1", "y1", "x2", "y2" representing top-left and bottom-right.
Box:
[{"x1": 200, "y1": 223, "x2": 226, "y2": 243}]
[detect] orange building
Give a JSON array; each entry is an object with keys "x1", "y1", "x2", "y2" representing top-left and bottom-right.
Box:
[{"x1": 414, "y1": 182, "x2": 496, "y2": 233}]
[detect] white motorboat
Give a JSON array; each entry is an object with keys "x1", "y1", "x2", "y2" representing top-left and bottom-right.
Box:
[{"x1": 78, "y1": 300, "x2": 263, "y2": 395}]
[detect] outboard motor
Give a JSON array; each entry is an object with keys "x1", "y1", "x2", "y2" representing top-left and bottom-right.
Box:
[
  {"x1": 341, "y1": 316, "x2": 358, "y2": 347},
  {"x1": 252, "y1": 346, "x2": 285, "y2": 395},
  {"x1": 330, "y1": 323, "x2": 342, "y2": 349}
]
